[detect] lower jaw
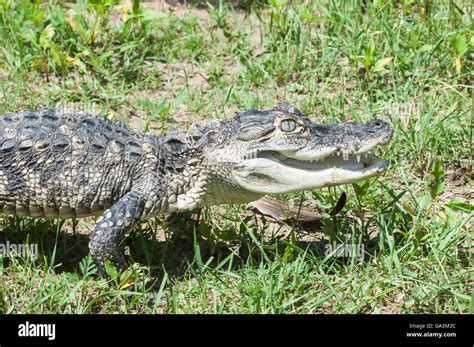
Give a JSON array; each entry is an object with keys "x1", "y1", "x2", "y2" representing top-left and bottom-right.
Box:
[
  {"x1": 234, "y1": 156, "x2": 388, "y2": 194},
  {"x1": 276, "y1": 163, "x2": 387, "y2": 191}
]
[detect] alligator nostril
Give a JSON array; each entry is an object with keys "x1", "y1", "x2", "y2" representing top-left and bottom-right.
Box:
[{"x1": 372, "y1": 120, "x2": 383, "y2": 128}]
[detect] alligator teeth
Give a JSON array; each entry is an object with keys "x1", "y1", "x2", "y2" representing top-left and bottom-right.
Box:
[
  {"x1": 356, "y1": 155, "x2": 361, "y2": 162},
  {"x1": 337, "y1": 152, "x2": 341, "y2": 156},
  {"x1": 364, "y1": 153, "x2": 368, "y2": 159},
  {"x1": 343, "y1": 152, "x2": 349, "y2": 161}
]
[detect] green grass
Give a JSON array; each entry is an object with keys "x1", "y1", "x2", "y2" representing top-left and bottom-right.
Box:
[{"x1": 0, "y1": 0, "x2": 472, "y2": 313}]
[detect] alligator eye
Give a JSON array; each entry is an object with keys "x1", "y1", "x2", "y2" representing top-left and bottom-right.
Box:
[{"x1": 280, "y1": 119, "x2": 298, "y2": 132}]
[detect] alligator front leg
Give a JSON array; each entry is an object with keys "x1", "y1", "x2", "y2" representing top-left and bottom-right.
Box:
[{"x1": 89, "y1": 191, "x2": 146, "y2": 277}]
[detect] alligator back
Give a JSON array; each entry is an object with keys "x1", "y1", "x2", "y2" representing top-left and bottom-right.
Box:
[{"x1": 0, "y1": 109, "x2": 149, "y2": 218}]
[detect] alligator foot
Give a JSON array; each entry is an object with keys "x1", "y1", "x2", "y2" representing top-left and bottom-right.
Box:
[
  {"x1": 91, "y1": 253, "x2": 129, "y2": 278},
  {"x1": 89, "y1": 190, "x2": 146, "y2": 278}
]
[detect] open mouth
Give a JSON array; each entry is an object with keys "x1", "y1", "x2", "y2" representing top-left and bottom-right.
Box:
[
  {"x1": 234, "y1": 148, "x2": 390, "y2": 194},
  {"x1": 256, "y1": 151, "x2": 389, "y2": 173}
]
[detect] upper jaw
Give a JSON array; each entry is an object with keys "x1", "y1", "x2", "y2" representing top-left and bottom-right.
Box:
[
  {"x1": 279, "y1": 142, "x2": 388, "y2": 162},
  {"x1": 276, "y1": 150, "x2": 378, "y2": 165},
  {"x1": 259, "y1": 151, "x2": 388, "y2": 172}
]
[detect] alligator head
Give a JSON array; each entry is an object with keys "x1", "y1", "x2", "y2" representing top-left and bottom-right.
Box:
[{"x1": 204, "y1": 102, "x2": 393, "y2": 196}]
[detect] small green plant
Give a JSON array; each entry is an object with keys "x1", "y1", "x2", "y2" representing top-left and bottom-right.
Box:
[
  {"x1": 449, "y1": 32, "x2": 469, "y2": 75},
  {"x1": 428, "y1": 160, "x2": 445, "y2": 199}
]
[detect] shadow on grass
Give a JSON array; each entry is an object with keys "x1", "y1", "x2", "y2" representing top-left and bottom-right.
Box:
[
  {"x1": 0, "y1": 214, "x2": 375, "y2": 280},
  {"x1": 7, "y1": 211, "x2": 469, "y2": 291}
]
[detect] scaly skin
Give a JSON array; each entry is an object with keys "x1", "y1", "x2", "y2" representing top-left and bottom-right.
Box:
[{"x1": 0, "y1": 104, "x2": 393, "y2": 276}]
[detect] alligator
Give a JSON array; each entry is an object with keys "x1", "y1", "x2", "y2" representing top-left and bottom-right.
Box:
[{"x1": 0, "y1": 103, "x2": 393, "y2": 276}]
